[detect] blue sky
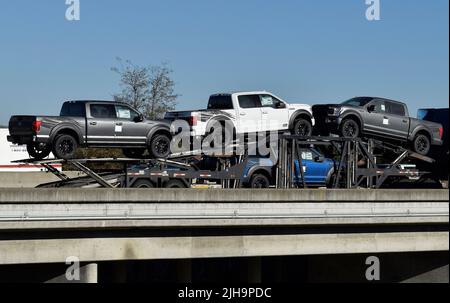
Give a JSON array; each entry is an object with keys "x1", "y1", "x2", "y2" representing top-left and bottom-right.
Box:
[{"x1": 0, "y1": 0, "x2": 448, "y2": 124}]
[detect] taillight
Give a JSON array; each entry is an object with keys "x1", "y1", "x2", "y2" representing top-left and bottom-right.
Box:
[
  {"x1": 32, "y1": 120, "x2": 42, "y2": 132},
  {"x1": 439, "y1": 127, "x2": 443, "y2": 139},
  {"x1": 188, "y1": 116, "x2": 197, "y2": 127}
]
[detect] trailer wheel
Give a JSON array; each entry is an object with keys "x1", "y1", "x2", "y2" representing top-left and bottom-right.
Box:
[
  {"x1": 412, "y1": 134, "x2": 431, "y2": 156},
  {"x1": 165, "y1": 179, "x2": 188, "y2": 188},
  {"x1": 52, "y1": 134, "x2": 78, "y2": 159},
  {"x1": 249, "y1": 173, "x2": 270, "y2": 189},
  {"x1": 131, "y1": 179, "x2": 154, "y2": 188},
  {"x1": 27, "y1": 143, "x2": 51, "y2": 160}
]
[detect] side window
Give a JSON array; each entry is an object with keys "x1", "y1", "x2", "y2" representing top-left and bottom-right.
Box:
[
  {"x1": 260, "y1": 95, "x2": 275, "y2": 108},
  {"x1": 90, "y1": 104, "x2": 116, "y2": 119},
  {"x1": 373, "y1": 100, "x2": 386, "y2": 113},
  {"x1": 387, "y1": 102, "x2": 406, "y2": 116},
  {"x1": 116, "y1": 105, "x2": 139, "y2": 120},
  {"x1": 60, "y1": 102, "x2": 86, "y2": 117},
  {"x1": 260, "y1": 95, "x2": 284, "y2": 108},
  {"x1": 238, "y1": 95, "x2": 261, "y2": 109},
  {"x1": 300, "y1": 150, "x2": 314, "y2": 160}
]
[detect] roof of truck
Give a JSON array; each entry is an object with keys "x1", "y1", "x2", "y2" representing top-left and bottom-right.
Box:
[
  {"x1": 211, "y1": 91, "x2": 271, "y2": 96},
  {"x1": 356, "y1": 96, "x2": 407, "y2": 105},
  {"x1": 64, "y1": 100, "x2": 131, "y2": 106}
]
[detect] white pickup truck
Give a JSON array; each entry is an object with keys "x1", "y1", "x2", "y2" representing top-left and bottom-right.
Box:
[{"x1": 164, "y1": 91, "x2": 314, "y2": 139}]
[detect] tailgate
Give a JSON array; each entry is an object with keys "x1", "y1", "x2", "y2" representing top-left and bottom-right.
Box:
[
  {"x1": 164, "y1": 111, "x2": 195, "y2": 120},
  {"x1": 8, "y1": 116, "x2": 37, "y2": 136}
]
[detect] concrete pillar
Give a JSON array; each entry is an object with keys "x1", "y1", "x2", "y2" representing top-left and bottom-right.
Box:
[
  {"x1": 176, "y1": 259, "x2": 192, "y2": 283},
  {"x1": 46, "y1": 263, "x2": 97, "y2": 283},
  {"x1": 110, "y1": 261, "x2": 128, "y2": 283},
  {"x1": 247, "y1": 257, "x2": 262, "y2": 283}
]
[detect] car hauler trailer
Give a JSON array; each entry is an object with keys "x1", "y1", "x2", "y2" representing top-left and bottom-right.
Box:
[
  {"x1": 277, "y1": 135, "x2": 435, "y2": 189},
  {"x1": 13, "y1": 135, "x2": 437, "y2": 189}
]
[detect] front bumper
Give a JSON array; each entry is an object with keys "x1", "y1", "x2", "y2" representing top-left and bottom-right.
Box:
[{"x1": 313, "y1": 116, "x2": 341, "y2": 135}]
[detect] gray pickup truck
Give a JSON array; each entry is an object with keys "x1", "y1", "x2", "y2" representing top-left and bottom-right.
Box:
[
  {"x1": 312, "y1": 97, "x2": 443, "y2": 155},
  {"x1": 7, "y1": 100, "x2": 172, "y2": 160}
]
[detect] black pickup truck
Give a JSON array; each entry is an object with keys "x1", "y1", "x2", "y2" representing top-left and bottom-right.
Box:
[
  {"x1": 7, "y1": 101, "x2": 172, "y2": 160},
  {"x1": 312, "y1": 97, "x2": 443, "y2": 155}
]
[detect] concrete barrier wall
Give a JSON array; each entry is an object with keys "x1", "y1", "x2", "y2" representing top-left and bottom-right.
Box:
[{"x1": 0, "y1": 188, "x2": 448, "y2": 203}]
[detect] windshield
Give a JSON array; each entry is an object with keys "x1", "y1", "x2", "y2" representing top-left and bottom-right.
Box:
[{"x1": 341, "y1": 97, "x2": 374, "y2": 107}]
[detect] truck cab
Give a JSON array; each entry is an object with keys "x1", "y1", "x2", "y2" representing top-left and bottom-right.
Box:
[
  {"x1": 242, "y1": 148, "x2": 335, "y2": 188},
  {"x1": 165, "y1": 91, "x2": 314, "y2": 140}
]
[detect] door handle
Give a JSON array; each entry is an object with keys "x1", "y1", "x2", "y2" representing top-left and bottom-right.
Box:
[
  {"x1": 402, "y1": 120, "x2": 408, "y2": 123},
  {"x1": 116, "y1": 122, "x2": 123, "y2": 126},
  {"x1": 383, "y1": 116, "x2": 388, "y2": 119},
  {"x1": 240, "y1": 113, "x2": 246, "y2": 116},
  {"x1": 262, "y1": 111, "x2": 268, "y2": 115},
  {"x1": 89, "y1": 122, "x2": 97, "y2": 126}
]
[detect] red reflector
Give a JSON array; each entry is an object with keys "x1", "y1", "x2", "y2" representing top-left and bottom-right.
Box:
[
  {"x1": 439, "y1": 127, "x2": 443, "y2": 139},
  {"x1": 32, "y1": 120, "x2": 42, "y2": 132},
  {"x1": 188, "y1": 116, "x2": 197, "y2": 126}
]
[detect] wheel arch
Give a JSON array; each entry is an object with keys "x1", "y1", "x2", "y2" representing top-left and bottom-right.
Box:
[
  {"x1": 410, "y1": 126, "x2": 432, "y2": 142},
  {"x1": 146, "y1": 125, "x2": 172, "y2": 145},
  {"x1": 289, "y1": 110, "x2": 313, "y2": 129},
  {"x1": 49, "y1": 126, "x2": 83, "y2": 145},
  {"x1": 205, "y1": 116, "x2": 236, "y2": 132},
  {"x1": 245, "y1": 167, "x2": 274, "y2": 186},
  {"x1": 340, "y1": 112, "x2": 363, "y2": 130}
]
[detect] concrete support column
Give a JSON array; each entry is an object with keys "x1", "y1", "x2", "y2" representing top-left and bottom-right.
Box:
[
  {"x1": 46, "y1": 263, "x2": 98, "y2": 283},
  {"x1": 247, "y1": 257, "x2": 262, "y2": 283},
  {"x1": 176, "y1": 259, "x2": 192, "y2": 283},
  {"x1": 110, "y1": 262, "x2": 128, "y2": 283}
]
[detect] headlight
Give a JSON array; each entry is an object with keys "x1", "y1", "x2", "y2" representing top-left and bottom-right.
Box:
[{"x1": 328, "y1": 107, "x2": 340, "y2": 116}]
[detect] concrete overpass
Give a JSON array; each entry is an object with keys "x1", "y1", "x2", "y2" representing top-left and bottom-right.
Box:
[{"x1": 0, "y1": 189, "x2": 448, "y2": 283}]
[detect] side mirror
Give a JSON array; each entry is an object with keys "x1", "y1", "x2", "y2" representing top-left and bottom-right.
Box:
[
  {"x1": 314, "y1": 156, "x2": 325, "y2": 162},
  {"x1": 134, "y1": 115, "x2": 144, "y2": 122},
  {"x1": 367, "y1": 105, "x2": 376, "y2": 112},
  {"x1": 276, "y1": 102, "x2": 286, "y2": 109}
]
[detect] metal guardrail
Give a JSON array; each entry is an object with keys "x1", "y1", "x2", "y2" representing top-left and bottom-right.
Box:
[
  {"x1": 0, "y1": 189, "x2": 448, "y2": 223},
  {"x1": 0, "y1": 202, "x2": 448, "y2": 222}
]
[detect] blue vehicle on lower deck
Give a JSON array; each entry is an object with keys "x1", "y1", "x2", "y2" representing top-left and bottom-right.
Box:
[{"x1": 242, "y1": 148, "x2": 336, "y2": 188}]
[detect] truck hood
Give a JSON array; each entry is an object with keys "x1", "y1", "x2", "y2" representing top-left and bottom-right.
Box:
[{"x1": 288, "y1": 103, "x2": 312, "y2": 112}]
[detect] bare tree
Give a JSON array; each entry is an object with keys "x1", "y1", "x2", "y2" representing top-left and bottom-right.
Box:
[
  {"x1": 145, "y1": 63, "x2": 179, "y2": 119},
  {"x1": 112, "y1": 58, "x2": 179, "y2": 119},
  {"x1": 111, "y1": 58, "x2": 149, "y2": 112}
]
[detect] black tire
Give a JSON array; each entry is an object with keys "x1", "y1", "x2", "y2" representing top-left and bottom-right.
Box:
[
  {"x1": 413, "y1": 134, "x2": 431, "y2": 156},
  {"x1": 123, "y1": 148, "x2": 145, "y2": 158},
  {"x1": 327, "y1": 174, "x2": 337, "y2": 189},
  {"x1": 249, "y1": 173, "x2": 270, "y2": 189},
  {"x1": 52, "y1": 134, "x2": 78, "y2": 159},
  {"x1": 292, "y1": 118, "x2": 312, "y2": 137},
  {"x1": 131, "y1": 179, "x2": 154, "y2": 188},
  {"x1": 340, "y1": 119, "x2": 360, "y2": 138},
  {"x1": 165, "y1": 179, "x2": 188, "y2": 188},
  {"x1": 148, "y1": 133, "x2": 171, "y2": 158},
  {"x1": 26, "y1": 143, "x2": 51, "y2": 160}
]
